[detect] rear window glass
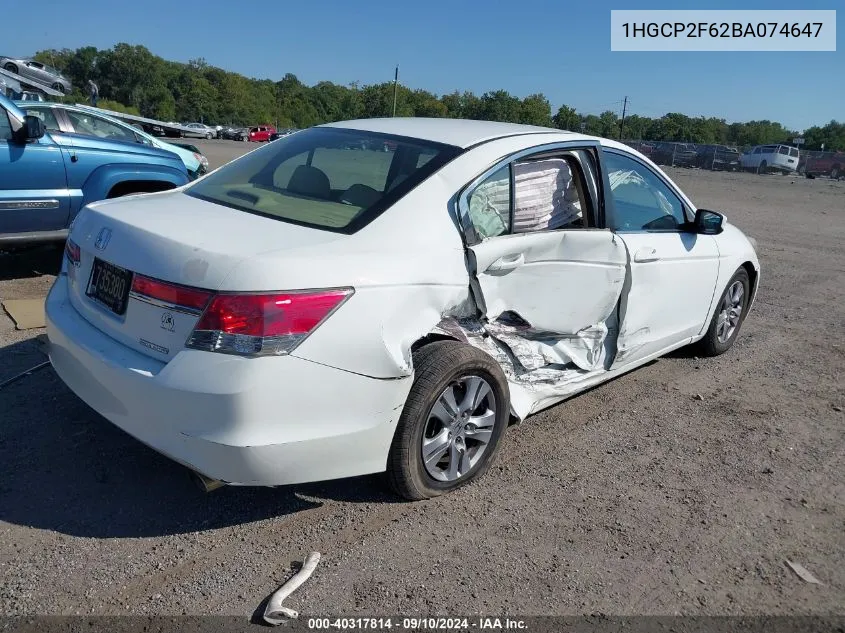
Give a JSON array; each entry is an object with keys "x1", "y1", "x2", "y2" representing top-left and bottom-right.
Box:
[
  {"x1": 789, "y1": 147, "x2": 799, "y2": 157},
  {"x1": 186, "y1": 127, "x2": 460, "y2": 234}
]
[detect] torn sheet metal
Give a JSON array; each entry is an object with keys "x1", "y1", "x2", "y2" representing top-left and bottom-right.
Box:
[
  {"x1": 433, "y1": 315, "x2": 606, "y2": 420},
  {"x1": 485, "y1": 312, "x2": 608, "y2": 372}
]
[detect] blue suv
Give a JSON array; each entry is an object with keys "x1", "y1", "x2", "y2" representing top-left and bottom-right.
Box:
[{"x1": 0, "y1": 93, "x2": 189, "y2": 247}]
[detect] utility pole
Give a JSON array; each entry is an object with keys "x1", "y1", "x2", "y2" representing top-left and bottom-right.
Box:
[
  {"x1": 618, "y1": 96, "x2": 628, "y2": 139},
  {"x1": 392, "y1": 65, "x2": 399, "y2": 117}
]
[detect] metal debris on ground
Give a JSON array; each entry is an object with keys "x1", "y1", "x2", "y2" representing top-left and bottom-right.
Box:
[
  {"x1": 0, "y1": 361, "x2": 50, "y2": 391},
  {"x1": 786, "y1": 560, "x2": 822, "y2": 584},
  {"x1": 263, "y1": 552, "x2": 321, "y2": 624}
]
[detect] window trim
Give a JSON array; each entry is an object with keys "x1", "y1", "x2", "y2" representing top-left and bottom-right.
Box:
[
  {"x1": 457, "y1": 140, "x2": 606, "y2": 246},
  {"x1": 599, "y1": 147, "x2": 694, "y2": 234}
]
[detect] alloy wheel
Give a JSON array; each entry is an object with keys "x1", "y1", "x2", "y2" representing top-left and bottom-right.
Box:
[
  {"x1": 422, "y1": 376, "x2": 497, "y2": 482},
  {"x1": 716, "y1": 280, "x2": 745, "y2": 343}
]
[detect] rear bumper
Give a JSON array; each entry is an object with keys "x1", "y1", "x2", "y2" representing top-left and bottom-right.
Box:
[{"x1": 45, "y1": 274, "x2": 412, "y2": 486}]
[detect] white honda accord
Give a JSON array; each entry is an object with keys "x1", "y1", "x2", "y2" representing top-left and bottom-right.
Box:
[{"x1": 46, "y1": 118, "x2": 760, "y2": 500}]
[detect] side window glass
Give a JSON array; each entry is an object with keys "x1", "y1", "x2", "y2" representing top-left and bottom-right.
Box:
[
  {"x1": 603, "y1": 151, "x2": 687, "y2": 232},
  {"x1": 0, "y1": 109, "x2": 13, "y2": 141},
  {"x1": 65, "y1": 111, "x2": 134, "y2": 142},
  {"x1": 467, "y1": 165, "x2": 511, "y2": 240},
  {"x1": 23, "y1": 107, "x2": 60, "y2": 131},
  {"x1": 512, "y1": 157, "x2": 585, "y2": 233}
]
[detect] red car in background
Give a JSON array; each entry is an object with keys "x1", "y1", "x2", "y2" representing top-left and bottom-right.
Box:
[
  {"x1": 802, "y1": 151, "x2": 845, "y2": 179},
  {"x1": 248, "y1": 125, "x2": 276, "y2": 142}
]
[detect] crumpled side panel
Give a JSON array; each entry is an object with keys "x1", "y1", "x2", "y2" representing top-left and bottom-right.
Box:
[
  {"x1": 484, "y1": 313, "x2": 608, "y2": 372},
  {"x1": 432, "y1": 316, "x2": 607, "y2": 420}
]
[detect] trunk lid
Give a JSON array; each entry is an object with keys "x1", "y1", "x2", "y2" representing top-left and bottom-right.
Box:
[{"x1": 66, "y1": 190, "x2": 344, "y2": 361}]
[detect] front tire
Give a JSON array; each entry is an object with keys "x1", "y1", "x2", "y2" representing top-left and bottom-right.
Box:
[
  {"x1": 831, "y1": 166, "x2": 841, "y2": 180},
  {"x1": 386, "y1": 341, "x2": 510, "y2": 500},
  {"x1": 4, "y1": 63, "x2": 18, "y2": 73},
  {"x1": 757, "y1": 160, "x2": 767, "y2": 175},
  {"x1": 698, "y1": 268, "x2": 750, "y2": 357}
]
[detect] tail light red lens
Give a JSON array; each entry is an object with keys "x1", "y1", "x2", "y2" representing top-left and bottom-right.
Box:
[
  {"x1": 131, "y1": 274, "x2": 212, "y2": 312},
  {"x1": 64, "y1": 238, "x2": 81, "y2": 266},
  {"x1": 186, "y1": 288, "x2": 353, "y2": 356}
]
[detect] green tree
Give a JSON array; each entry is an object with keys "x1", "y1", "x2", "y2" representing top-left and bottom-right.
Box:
[
  {"x1": 479, "y1": 90, "x2": 522, "y2": 123},
  {"x1": 552, "y1": 105, "x2": 579, "y2": 131},
  {"x1": 519, "y1": 94, "x2": 552, "y2": 127},
  {"x1": 30, "y1": 43, "x2": 833, "y2": 146}
]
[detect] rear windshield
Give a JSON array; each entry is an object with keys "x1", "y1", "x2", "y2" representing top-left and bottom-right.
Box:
[{"x1": 187, "y1": 127, "x2": 460, "y2": 234}]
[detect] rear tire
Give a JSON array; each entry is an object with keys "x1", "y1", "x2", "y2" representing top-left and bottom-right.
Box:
[
  {"x1": 4, "y1": 63, "x2": 18, "y2": 73},
  {"x1": 757, "y1": 160, "x2": 767, "y2": 175},
  {"x1": 831, "y1": 166, "x2": 841, "y2": 180},
  {"x1": 51, "y1": 83, "x2": 65, "y2": 94},
  {"x1": 386, "y1": 341, "x2": 510, "y2": 501},
  {"x1": 697, "y1": 268, "x2": 750, "y2": 357}
]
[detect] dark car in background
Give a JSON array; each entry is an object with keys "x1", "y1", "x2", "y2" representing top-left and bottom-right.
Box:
[
  {"x1": 650, "y1": 142, "x2": 698, "y2": 167},
  {"x1": 696, "y1": 144, "x2": 741, "y2": 171},
  {"x1": 802, "y1": 151, "x2": 845, "y2": 179},
  {"x1": 221, "y1": 126, "x2": 248, "y2": 141}
]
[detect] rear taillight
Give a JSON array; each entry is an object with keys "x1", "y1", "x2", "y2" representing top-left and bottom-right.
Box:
[
  {"x1": 186, "y1": 288, "x2": 353, "y2": 357},
  {"x1": 64, "y1": 238, "x2": 80, "y2": 266},
  {"x1": 131, "y1": 274, "x2": 212, "y2": 312}
]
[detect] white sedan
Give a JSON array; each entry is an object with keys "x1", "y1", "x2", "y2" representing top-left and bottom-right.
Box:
[{"x1": 45, "y1": 118, "x2": 760, "y2": 500}]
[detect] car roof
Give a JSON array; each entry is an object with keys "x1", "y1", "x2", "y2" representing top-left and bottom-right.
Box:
[{"x1": 319, "y1": 117, "x2": 578, "y2": 149}]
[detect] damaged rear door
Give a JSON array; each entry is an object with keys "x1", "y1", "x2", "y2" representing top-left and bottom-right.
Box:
[{"x1": 458, "y1": 144, "x2": 627, "y2": 373}]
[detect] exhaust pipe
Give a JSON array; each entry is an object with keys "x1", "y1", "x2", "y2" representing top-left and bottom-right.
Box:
[{"x1": 189, "y1": 470, "x2": 226, "y2": 493}]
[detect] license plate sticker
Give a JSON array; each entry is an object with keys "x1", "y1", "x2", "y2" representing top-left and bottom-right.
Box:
[{"x1": 86, "y1": 258, "x2": 133, "y2": 316}]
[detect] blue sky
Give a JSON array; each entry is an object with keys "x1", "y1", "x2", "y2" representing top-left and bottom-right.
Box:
[{"x1": 6, "y1": 0, "x2": 841, "y2": 131}]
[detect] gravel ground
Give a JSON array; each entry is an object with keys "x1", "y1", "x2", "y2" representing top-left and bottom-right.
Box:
[{"x1": 1, "y1": 143, "x2": 843, "y2": 618}]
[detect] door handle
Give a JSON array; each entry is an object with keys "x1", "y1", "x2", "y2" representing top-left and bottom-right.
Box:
[
  {"x1": 486, "y1": 253, "x2": 525, "y2": 272},
  {"x1": 633, "y1": 247, "x2": 660, "y2": 263}
]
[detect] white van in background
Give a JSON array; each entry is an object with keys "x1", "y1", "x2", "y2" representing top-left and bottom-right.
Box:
[{"x1": 740, "y1": 144, "x2": 800, "y2": 174}]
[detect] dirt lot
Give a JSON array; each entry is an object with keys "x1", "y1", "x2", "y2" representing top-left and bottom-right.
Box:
[{"x1": 1, "y1": 141, "x2": 843, "y2": 618}]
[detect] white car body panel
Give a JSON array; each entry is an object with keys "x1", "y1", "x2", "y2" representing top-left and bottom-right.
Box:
[
  {"x1": 47, "y1": 276, "x2": 411, "y2": 484},
  {"x1": 612, "y1": 231, "x2": 720, "y2": 366},
  {"x1": 45, "y1": 119, "x2": 761, "y2": 487}
]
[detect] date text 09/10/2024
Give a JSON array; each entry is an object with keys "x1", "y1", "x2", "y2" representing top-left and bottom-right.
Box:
[{"x1": 306, "y1": 617, "x2": 528, "y2": 630}]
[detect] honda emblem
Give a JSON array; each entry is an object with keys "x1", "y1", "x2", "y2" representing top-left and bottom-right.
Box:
[{"x1": 94, "y1": 227, "x2": 112, "y2": 251}]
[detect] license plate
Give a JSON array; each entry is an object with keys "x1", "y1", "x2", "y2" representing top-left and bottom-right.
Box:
[{"x1": 86, "y1": 258, "x2": 132, "y2": 315}]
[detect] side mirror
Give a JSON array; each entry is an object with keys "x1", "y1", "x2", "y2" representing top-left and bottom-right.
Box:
[
  {"x1": 693, "y1": 209, "x2": 724, "y2": 235},
  {"x1": 13, "y1": 115, "x2": 46, "y2": 143}
]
